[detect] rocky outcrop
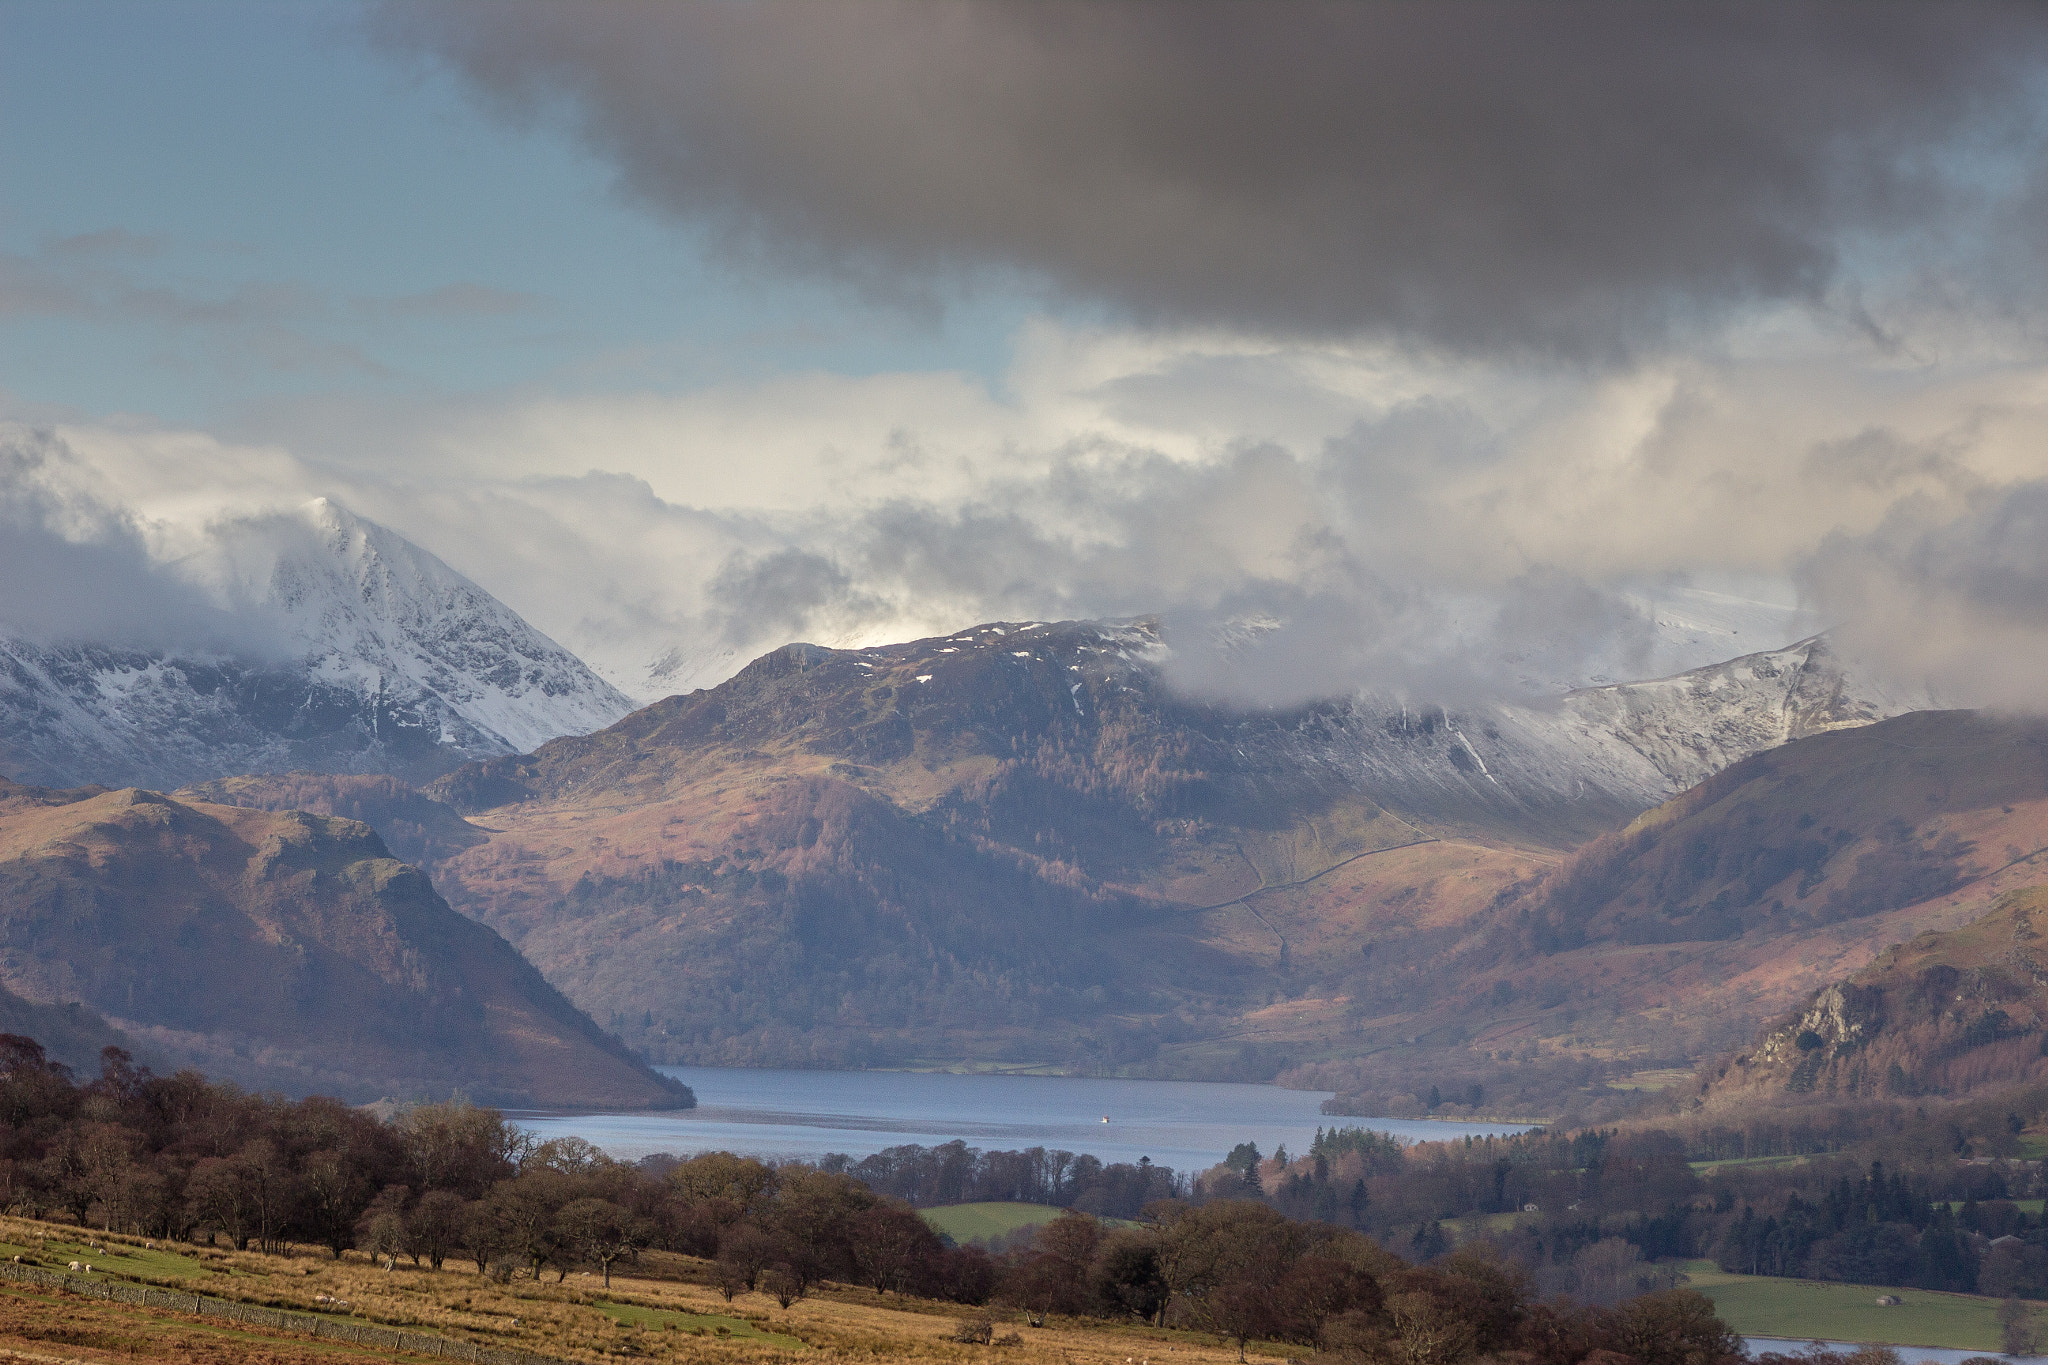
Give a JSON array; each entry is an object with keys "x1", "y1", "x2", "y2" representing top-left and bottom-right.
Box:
[{"x1": 1693, "y1": 886, "x2": 2048, "y2": 1104}]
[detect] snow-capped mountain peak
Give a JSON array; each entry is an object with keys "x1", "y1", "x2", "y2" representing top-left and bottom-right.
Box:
[
  {"x1": 0, "y1": 499, "x2": 633, "y2": 789},
  {"x1": 223, "y1": 498, "x2": 632, "y2": 754}
]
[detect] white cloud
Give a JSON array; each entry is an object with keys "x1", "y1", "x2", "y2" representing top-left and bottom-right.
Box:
[{"x1": 11, "y1": 304, "x2": 2048, "y2": 709}]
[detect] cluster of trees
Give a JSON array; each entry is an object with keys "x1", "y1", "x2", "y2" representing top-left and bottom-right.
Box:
[
  {"x1": 0, "y1": 1037, "x2": 993, "y2": 1296},
  {"x1": 990, "y1": 1202, "x2": 1742, "y2": 1365},
  {"x1": 816, "y1": 1140, "x2": 1186, "y2": 1218}
]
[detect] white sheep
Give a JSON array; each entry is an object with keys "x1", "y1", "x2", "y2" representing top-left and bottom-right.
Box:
[{"x1": 67, "y1": 1260, "x2": 80, "y2": 1272}]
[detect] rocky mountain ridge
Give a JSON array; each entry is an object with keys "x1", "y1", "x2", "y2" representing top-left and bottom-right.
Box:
[{"x1": 386, "y1": 617, "x2": 1925, "y2": 1079}]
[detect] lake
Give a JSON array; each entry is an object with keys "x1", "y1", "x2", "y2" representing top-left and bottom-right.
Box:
[
  {"x1": 1748, "y1": 1340, "x2": 2035, "y2": 1364},
  {"x1": 516, "y1": 1066, "x2": 1534, "y2": 1174}
]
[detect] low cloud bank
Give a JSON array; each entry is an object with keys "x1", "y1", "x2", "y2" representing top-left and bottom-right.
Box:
[{"x1": 1805, "y1": 482, "x2": 2048, "y2": 713}]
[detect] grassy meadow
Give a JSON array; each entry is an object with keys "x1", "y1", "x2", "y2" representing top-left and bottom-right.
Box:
[
  {"x1": 918, "y1": 1202, "x2": 1138, "y2": 1246},
  {"x1": 1683, "y1": 1259, "x2": 2045, "y2": 1351},
  {"x1": 0, "y1": 1212, "x2": 1277, "y2": 1365},
  {"x1": 918, "y1": 1202, "x2": 1064, "y2": 1245}
]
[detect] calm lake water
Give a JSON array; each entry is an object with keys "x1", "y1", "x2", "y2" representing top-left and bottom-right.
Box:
[
  {"x1": 516, "y1": 1066, "x2": 1533, "y2": 1174},
  {"x1": 1747, "y1": 1339, "x2": 2035, "y2": 1364}
]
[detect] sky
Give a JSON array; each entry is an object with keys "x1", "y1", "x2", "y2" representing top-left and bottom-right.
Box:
[{"x1": 7, "y1": 1, "x2": 2048, "y2": 708}]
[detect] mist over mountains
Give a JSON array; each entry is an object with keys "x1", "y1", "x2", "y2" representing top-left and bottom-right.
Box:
[{"x1": 0, "y1": 496, "x2": 631, "y2": 789}]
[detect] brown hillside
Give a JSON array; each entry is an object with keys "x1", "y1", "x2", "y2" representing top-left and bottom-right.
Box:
[
  {"x1": 1691, "y1": 885, "x2": 2048, "y2": 1109},
  {"x1": 1313, "y1": 712, "x2": 2048, "y2": 1120},
  {"x1": 0, "y1": 778, "x2": 687, "y2": 1109},
  {"x1": 414, "y1": 620, "x2": 1574, "y2": 1074},
  {"x1": 178, "y1": 771, "x2": 488, "y2": 868},
  {"x1": 156, "y1": 622, "x2": 1924, "y2": 1106},
  {"x1": 1520, "y1": 710, "x2": 2048, "y2": 950}
]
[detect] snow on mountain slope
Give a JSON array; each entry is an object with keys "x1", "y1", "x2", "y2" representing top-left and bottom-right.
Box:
[
  {"x1": 491, "y1": 615, "x2": 1924, "y2": 846},
  {"x1": 1552, "y1": 633, "x2": 1932, "y2": 794},
  {"x1": 218, "y1": 499, "x2": 632, "y2": 754},
  {"x1": 1224, "y1": 632, "x2": 1925, "y2": 837},
  {"x1": 0, "y1": 500, "x2": 632, "y2": 789},
  {"x1": 616, "y1": 580, "x2": 1824, "y2": 706}
]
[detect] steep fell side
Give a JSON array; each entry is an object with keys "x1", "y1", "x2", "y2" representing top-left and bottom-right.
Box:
[
  {"x1": 0, "y1": 778, "x2": 687, "y2": 1109},
  {"x1": 0, "y1": 499, "x2": 631, "y2": 790}
]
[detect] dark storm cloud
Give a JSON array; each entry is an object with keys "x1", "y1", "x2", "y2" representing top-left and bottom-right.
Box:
[
  {"x1": 377, "y1": 1, "x2": 2048, "y2": 355},
  {"x1": 706, "y1": 547, "x2": 886, "y2": 647}
]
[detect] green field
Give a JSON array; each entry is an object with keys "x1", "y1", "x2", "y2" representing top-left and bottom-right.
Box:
[
  {"x1": 0, "y1": 1234, "x2": 216, "y2": 1281},
  {"x1": 920, "y1": 1201, "x2": 1073, "y2": 1244},
  {"x1": 591, "y1": 1298, "x2": 804, "y2": 1346},
  {"x1": 1684, "y1": 1260, "x2": 2044, "y2": 1350},
  {"x1": 920, "y1": 1202, "x2": 1143, "y2": 1244},
  {"x1": 1938, "y1": 1199, "x2": 2046, "y2": 1215},
  {"x1": 1688, "y1": 1154, "x2": 1812, "y2": 1175}
]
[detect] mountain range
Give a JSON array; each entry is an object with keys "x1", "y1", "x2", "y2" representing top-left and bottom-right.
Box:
[
  {"x1": 262, "y1": 616, "x2": 1907, "y2": 1098},
  {"x1": 1, "y1": 497, "x2": 2013, "y2": 1120}
]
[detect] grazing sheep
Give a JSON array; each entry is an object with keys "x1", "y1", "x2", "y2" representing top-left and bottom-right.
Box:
[{"x1": 67, "y1": 1261, "x2": 80, "y2": 1272}]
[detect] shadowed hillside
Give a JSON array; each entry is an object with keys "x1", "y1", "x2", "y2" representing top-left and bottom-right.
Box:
[
  {"x1": 1518, "y1": 710, "x2": 2048, "y2": 950},
  {"x1": 0, "y1": 777, "x2": 689, "y2": 1109},
  {"x1": 0, "y1": 985, "x2": 136, "y2": 1075}
]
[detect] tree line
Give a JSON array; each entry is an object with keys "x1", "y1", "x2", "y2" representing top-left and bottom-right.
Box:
[
  {"x1": 814, "y1": 1139, "x2": 1186, "y2": 1217},
  {"x1": 1213, "y1": 1097, "x2": 2048, "y2": 1300},
  {"x1": 0, "y1": 1037, "x2": 993, "y2": 1296}
]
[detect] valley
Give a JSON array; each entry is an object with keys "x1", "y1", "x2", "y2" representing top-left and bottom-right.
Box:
[{"x1": 13, "y1": 597, "x2": 2027, "y2": 1127}]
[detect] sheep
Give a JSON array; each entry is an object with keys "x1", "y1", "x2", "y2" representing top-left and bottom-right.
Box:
[{"x1": 67, "y1": 1260, "x2": 80, "y2": 1272}]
